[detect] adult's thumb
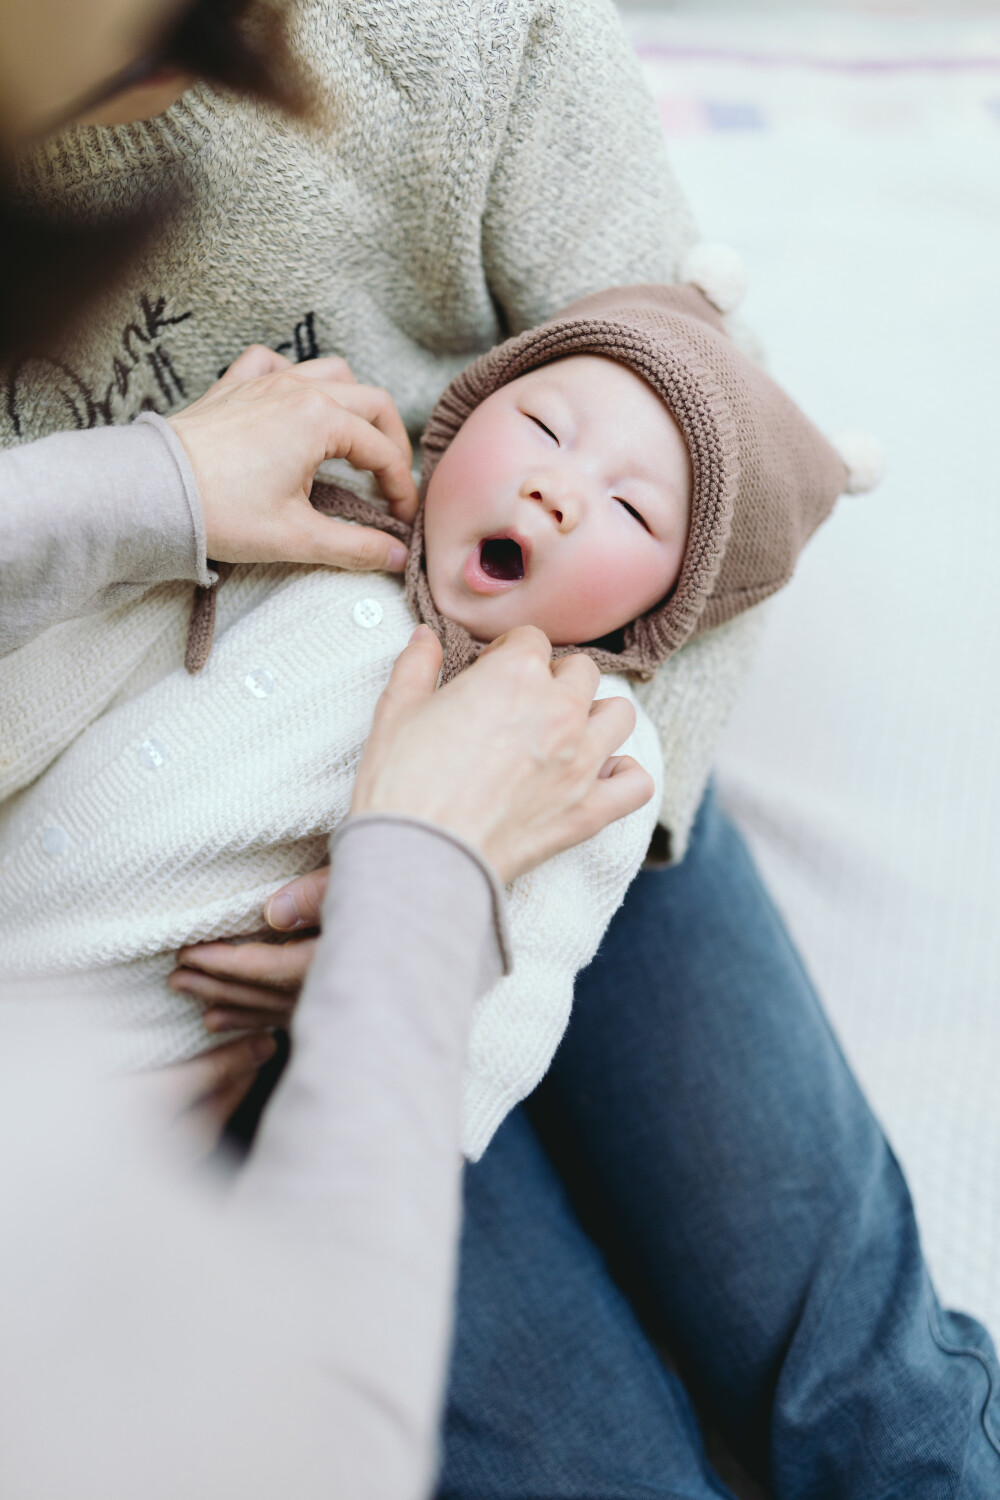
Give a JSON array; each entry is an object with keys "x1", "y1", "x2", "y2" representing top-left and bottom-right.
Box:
[
  {"x1": 295, "y1": 510, "x2": 408, "y2": 574},
  {"x1": 376, "y1": 626, "x2": 444, "y2": 721},
  {"x1": 265, "y1": 864, "x2": 330, "y2": 931}
]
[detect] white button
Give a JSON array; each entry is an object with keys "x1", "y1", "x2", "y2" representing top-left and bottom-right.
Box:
[
  {"x1": 140, "y1": 737, "x2": 168, "y2": 770},
  {"x1": 245, "y1": 668, "x2": 275, "y2": 698},
  {"x1": 41, "y1": 826, "x2": 69, "y2": 858},
  {"x1": 353, "y1": 598, "x2": 383, "y2": 629}
]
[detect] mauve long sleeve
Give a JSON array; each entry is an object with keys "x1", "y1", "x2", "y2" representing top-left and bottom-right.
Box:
[
  {"x1": 0, "y1": 816, "x2": 507, "y2": 1500},
  {"x1": 234, "y1": 815, "x2": 509, "y2": 1496},
  {"x1": 0, "y1": 413, "x2": 211, "y2": 656}
]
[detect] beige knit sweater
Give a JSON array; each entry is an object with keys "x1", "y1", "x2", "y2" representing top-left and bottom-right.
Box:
[{"x1": 0, "y1": 0, "x2": 763, "y2": 1150}]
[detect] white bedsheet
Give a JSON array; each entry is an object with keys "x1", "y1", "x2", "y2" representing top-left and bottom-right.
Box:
[{"x1": 624, "y1": 5, "x2": 1000, "y2": 1334}]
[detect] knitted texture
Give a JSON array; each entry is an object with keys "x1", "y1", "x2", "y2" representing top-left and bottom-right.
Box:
[{"x1": 0, "y1": 564, "x2": 662, "y2": 1160}]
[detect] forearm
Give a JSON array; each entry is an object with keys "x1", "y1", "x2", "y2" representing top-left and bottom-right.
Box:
[
  {"x1": 234, "y1": 815, "x2": 508, "y2": 1499},
  {"x1": 0, "y1": 413, "x2": 211, "y2": 656}
]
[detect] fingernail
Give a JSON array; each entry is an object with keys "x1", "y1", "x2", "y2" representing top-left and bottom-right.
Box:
[
  {"x1": 409, "y1": 623, "x2": 432, "y2": 643},
  {"x1": 388, "y1": 544, "x2": 408, "y2": 573},
  {"x1": 266, "y1": 891, "x2": 301, "y2": 931},
  {"x1": 252, "y1": 1034, "x2": 277, "y2": 1062}
]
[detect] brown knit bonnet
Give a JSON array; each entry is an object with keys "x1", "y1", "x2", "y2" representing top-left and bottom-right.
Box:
[{"x1": 187, "y1": 276, "x2": 877, "y2": 680}]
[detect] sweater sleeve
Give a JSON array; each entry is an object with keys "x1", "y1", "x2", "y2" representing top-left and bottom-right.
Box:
[
  {"x1": 0, "y1": 412, "x2": 212, "y2": 658},
  {"x1": 232, "y1": 814, "x2": 508, "y2": 1500},
  {"x1": 480, "y1": 0, "x2": 698, "y2": 334},
  {"x1": 0, "y1": 817, "x2": 506, "y2": 1500}
]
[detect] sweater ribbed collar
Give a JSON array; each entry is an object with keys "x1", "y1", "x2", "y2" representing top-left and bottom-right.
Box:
[{"x1": 15, "y1": 84, "x2": 223, "y2": 205}]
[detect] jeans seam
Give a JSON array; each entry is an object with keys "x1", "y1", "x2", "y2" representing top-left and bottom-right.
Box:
[{"x1": 926, "y1": 1298, "x2": 1000, "y2": 1462}]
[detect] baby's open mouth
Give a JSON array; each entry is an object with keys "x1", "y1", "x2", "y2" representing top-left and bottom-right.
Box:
[
  {"x1": 478, "y1": 536, "x2": 525, "y2": 581},
  {"x1": 463, "y1": 533, "x2": 530, "y2": 595}
]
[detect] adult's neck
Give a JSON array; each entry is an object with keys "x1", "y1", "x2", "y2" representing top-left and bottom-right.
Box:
[{"x1": 75, "y1": 70, "x2": 192, "y2": 128}]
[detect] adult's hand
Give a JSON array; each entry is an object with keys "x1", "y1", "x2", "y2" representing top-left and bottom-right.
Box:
[
  {"x1": 169, "y1": 923, "x2": 321, "y2": 1036},
  {"x1": 168, "y1": 345, "x2": 418, "y2": 575},
  {"x1": 352, "y1": 625, "x2": 654, "y2": 884}
]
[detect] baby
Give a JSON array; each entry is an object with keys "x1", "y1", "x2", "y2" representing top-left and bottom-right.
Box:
[
  {"x1": 424, "y1": 350, "x2": 692, "y2": 655},
  {"x1": 0, "y1": 280, "x2": 872, "y2": 1158}
]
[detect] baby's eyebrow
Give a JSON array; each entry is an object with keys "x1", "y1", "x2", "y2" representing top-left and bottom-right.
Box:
[
  {"x1": 617, "y1": 470, "x2": 690, "y2": 536},
  {"x1": 523, "y1": 376, "x2": 574, "y2": 418},
  {"x1": 616, "y1": 454, "x2": 683, "y2": 498}
]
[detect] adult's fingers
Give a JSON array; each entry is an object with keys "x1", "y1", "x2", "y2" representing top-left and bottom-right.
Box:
[
  {"x1": 283, "y1": 354, "x2": 357, "y2": 386},
  {"x1": 173, "y1": 936, "x2": 318, "y2": 989},
  {"x1": 203, "y1": 1004, "x2": 293, "y2": 1034},
  {"x1": 159, "y1": 1033, "x2": 276, "y2": 1111},
  {"x1": 477, "y1": 624, "x2": 556, "y2": 672},
  {"x1": 184, "y1": 1070, "x2": 259, "y2": 1143},
  {"x1": 265, "y1": 869, "x2": 331, "y2": 933},
  {"x1": 168, "y1": 966, "x2": 299, "y2": 1012},
  {"x1": 215, "y1": 350, "x2": 357, "y2": 391},
  {"x1": 300, "y1": 378, "x2": 413, "y2": 468},
  {"x1": 215, "y1": 343, "x2": 293, "y2": 386},
  {"x1": 582, "y1": 694, "x2": 638, "y2": 763},
  {"x1": 550, "y1": 649, "x2": 602, "y2": 704},
  {"x1": 320, "y1": 402, "x2": 417, "y2": 511},
  {"x1": 573, "y1": 755, "x2": 656, "y2": 837},
  {"x1": 369, "y1": 625, "x2": 444, "y2": 728},
  {"x1": 591, "y1": 755, "x2": 656, "y2": 818}
]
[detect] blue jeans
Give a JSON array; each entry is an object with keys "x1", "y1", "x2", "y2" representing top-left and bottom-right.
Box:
[{"x1": 438, "y1": 788, "x2": 1000, "y2": 1498}]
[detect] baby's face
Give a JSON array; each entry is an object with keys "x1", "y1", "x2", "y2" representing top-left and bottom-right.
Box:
[{"x1": 423, "y1": 355, "x2": 691, "y2": 646}]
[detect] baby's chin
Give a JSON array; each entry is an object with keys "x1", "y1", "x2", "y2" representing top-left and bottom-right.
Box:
[
  {"x1": 427, "y1": 589, "x2": 520, "y2": 644},
  {"x1": 427, "y1": 587, "x2": 626, "y2": 647}
]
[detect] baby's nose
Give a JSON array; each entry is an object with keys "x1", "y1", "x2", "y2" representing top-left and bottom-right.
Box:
[{"x1": 523, "y1": 478, "x2": 581, "y2": 531}]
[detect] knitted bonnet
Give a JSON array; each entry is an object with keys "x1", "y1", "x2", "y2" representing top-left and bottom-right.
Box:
[{"x1": 186, "y1": 258, "x2": 880, "y2": 679}]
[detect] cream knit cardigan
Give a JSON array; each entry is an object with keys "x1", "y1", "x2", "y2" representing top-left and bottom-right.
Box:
[
  {"x1": 0, "y1": 558, "x2": 662, "y2": 1159},
  {"x1": 0, "y1": 0, "x2": 762, "y2": 1154}
]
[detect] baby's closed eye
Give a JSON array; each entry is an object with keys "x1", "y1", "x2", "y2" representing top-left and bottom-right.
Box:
[
  {"x1": 615, "y1": 497, "x2": 650, "y2": 532},
  {"x1": 525, "y1": 413, "x2": 559, "y2": 443}
]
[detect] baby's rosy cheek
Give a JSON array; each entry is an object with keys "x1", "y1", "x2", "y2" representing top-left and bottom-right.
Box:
[
  {"x1": 544, "y1": 544, "x2": 674, "y2": 643},
  {"x1": 528, "y1": 554, "x2": 626, "y2": 641}
]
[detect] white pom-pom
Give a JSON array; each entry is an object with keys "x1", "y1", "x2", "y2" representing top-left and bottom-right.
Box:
[
  {"x1": 680, "y1": 241, "x2": 748, "y2": 314},
  {"x1": 833, "y1": 430, "x2": 885, "y2": 494}
]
